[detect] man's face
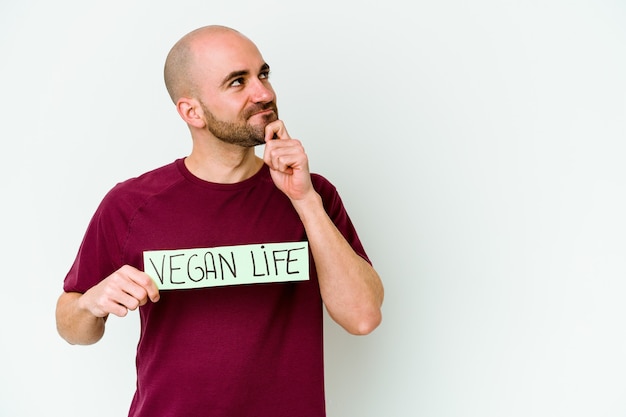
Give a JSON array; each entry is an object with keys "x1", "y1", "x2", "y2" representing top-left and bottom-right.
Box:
[
  {"x1": 199, "y1": 96, "x2": 278, "y2": 147},
  {"x1": 192, "y1": 33, "x2": 279, "y2": 147}
]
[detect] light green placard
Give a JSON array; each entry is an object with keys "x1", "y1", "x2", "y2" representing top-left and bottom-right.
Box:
[{"x1": 143, "y1": 241, "x2": 309, "y2": 290}]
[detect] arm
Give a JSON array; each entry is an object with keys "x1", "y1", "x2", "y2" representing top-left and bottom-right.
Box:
[
  {"x1": 293, "y1": 192, "x2": 384, "y2": 334},
  {"x1": 56, "y1": 291, "x2": 106, "y2": 345},
  {"x1": 56, "y1": 265, "x2": 160, "y2": 345},
  {"x1": 263, "y1": 121, "x2": 384, "y2": 335}
]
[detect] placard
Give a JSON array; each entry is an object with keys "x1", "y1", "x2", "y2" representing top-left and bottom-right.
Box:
[{"x1": 143, "y1": 241, "x2": 309, "y2": 290}]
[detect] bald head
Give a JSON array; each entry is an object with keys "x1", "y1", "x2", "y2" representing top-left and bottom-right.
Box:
[{"x1": 163, "y1": 25, "x2": 254, "y2": 104}]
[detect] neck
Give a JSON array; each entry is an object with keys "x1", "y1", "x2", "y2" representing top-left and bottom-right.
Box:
[{"x1": 185, "y1": 140, "x2": 264, "y2": 184}]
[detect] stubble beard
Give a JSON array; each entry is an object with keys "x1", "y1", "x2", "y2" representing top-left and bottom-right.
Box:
[{"x1": 200, "y1": 101, "x2": 279, "y2": 148}]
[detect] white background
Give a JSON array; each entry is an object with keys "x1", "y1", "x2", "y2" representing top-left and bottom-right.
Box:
[{"x1": 1, "y1": 1, "x2": 625, "y2": 416}]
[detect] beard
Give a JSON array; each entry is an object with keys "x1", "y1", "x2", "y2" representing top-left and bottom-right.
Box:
[{"x1": 199, "y1": 100, "x2": 279, "y2": 147}]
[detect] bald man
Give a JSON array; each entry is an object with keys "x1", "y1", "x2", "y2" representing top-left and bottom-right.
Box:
[{"x1": 56, "y1": 25, "x2": 383, "y2": 417}]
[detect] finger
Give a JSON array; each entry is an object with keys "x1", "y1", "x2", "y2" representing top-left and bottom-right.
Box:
[
  {"x1": 105, "y1": 301, "x2": 131, "y2": 318},
  {"x1": 265, "y1": 145, "x2": 292, "y2": 172},
  {"x1": 114, "y1": 290, "x2": 142, "y2": 312},
  {"x1": 265, "y1": 140, "x2": 307, "y2": 172},
  {"x1": 273, "y1": 155, "x2": 294, "y2": 174},
  {"x1": 276, "y1": 149, "x2": 301, "y2": 171},
  {"x1": 122, "y1": 265, "x2": 161, "y2": 303},
  {"x1": 264, "y1": 120, "x2": 291, "y2": 142},
  {"x1": 91, "y1": 284, "x2": 135, "y2": 317}
]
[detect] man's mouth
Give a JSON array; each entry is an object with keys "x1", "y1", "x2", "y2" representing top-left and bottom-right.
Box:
[
  {"x1": 253, "y1": 109, "x2": 274, "y2": 116},
  {"x1": 245, "y1": 104, "x2": 277, "y2": 120}
]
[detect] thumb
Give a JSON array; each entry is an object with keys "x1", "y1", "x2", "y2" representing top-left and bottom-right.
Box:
[{"x1": 264, "y1": 120, "x2": 291, "y2": 142}]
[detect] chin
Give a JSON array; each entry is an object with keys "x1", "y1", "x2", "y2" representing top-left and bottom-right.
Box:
[{"x1": 251, "y1": 138, "x2": 266, "y2": 147}]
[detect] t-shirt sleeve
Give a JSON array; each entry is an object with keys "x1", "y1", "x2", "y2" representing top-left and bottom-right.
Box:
[
  {"x1": 62, "y1": 189, "x2": 127, "y2": 293},
  {"x1": 312, "y1": 174, "x2": 371, "y2": 265}
]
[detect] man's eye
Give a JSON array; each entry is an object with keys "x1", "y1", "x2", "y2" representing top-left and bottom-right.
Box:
[
  {"x1": 230, "y1": 78, "x2": 244, "y2": 87},
  {"x1": 259, "y1": 71, "x2": 270, "y2": 80}
]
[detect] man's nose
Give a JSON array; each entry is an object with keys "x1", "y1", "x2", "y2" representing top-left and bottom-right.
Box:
[{"x1": 250, "y1": 79, "x2": 274, "y2": 103}]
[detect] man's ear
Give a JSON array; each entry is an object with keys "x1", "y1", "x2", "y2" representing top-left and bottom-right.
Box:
[{"x1": 176, "y1": 98, "x2": 206, "y2": 128}]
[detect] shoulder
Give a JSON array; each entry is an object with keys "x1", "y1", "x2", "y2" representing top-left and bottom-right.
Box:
[
  {"x1": 98, "y1": 159, "x2": 185, "y2": 217},
  {"x1": 310, "y1": 172, "x2": 347, "y2": 214},
  {"x1": 310, "y1": 172, "x2": 337, "y2": 195},
  {"x1": 108, "y1": 159, "x2": 183, "y2": 197}
]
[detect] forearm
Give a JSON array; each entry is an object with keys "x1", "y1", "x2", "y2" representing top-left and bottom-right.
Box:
[
  {"x1": 293, "y1": 192, "x2": 384, "y2": 335},
  {"x1": 55, "y1": 292, "x2": 106, "y2": 345}
]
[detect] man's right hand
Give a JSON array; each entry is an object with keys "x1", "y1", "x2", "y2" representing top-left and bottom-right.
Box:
[
  {"x1": 79, "y1": 265, "x2": 161, "y2": 318},
  {"x1": 56, "y1": 265, "x2": 160, "y2": 345}
]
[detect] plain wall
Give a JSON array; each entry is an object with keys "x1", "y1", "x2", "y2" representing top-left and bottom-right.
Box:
[{"x1": 1, "y1": 1, "x2": 625, "y2": 416}]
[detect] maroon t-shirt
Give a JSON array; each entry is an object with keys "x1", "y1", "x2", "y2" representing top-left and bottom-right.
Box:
[{"x1": 64, "y1": 159, "x2": 369, "y2": 417}]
